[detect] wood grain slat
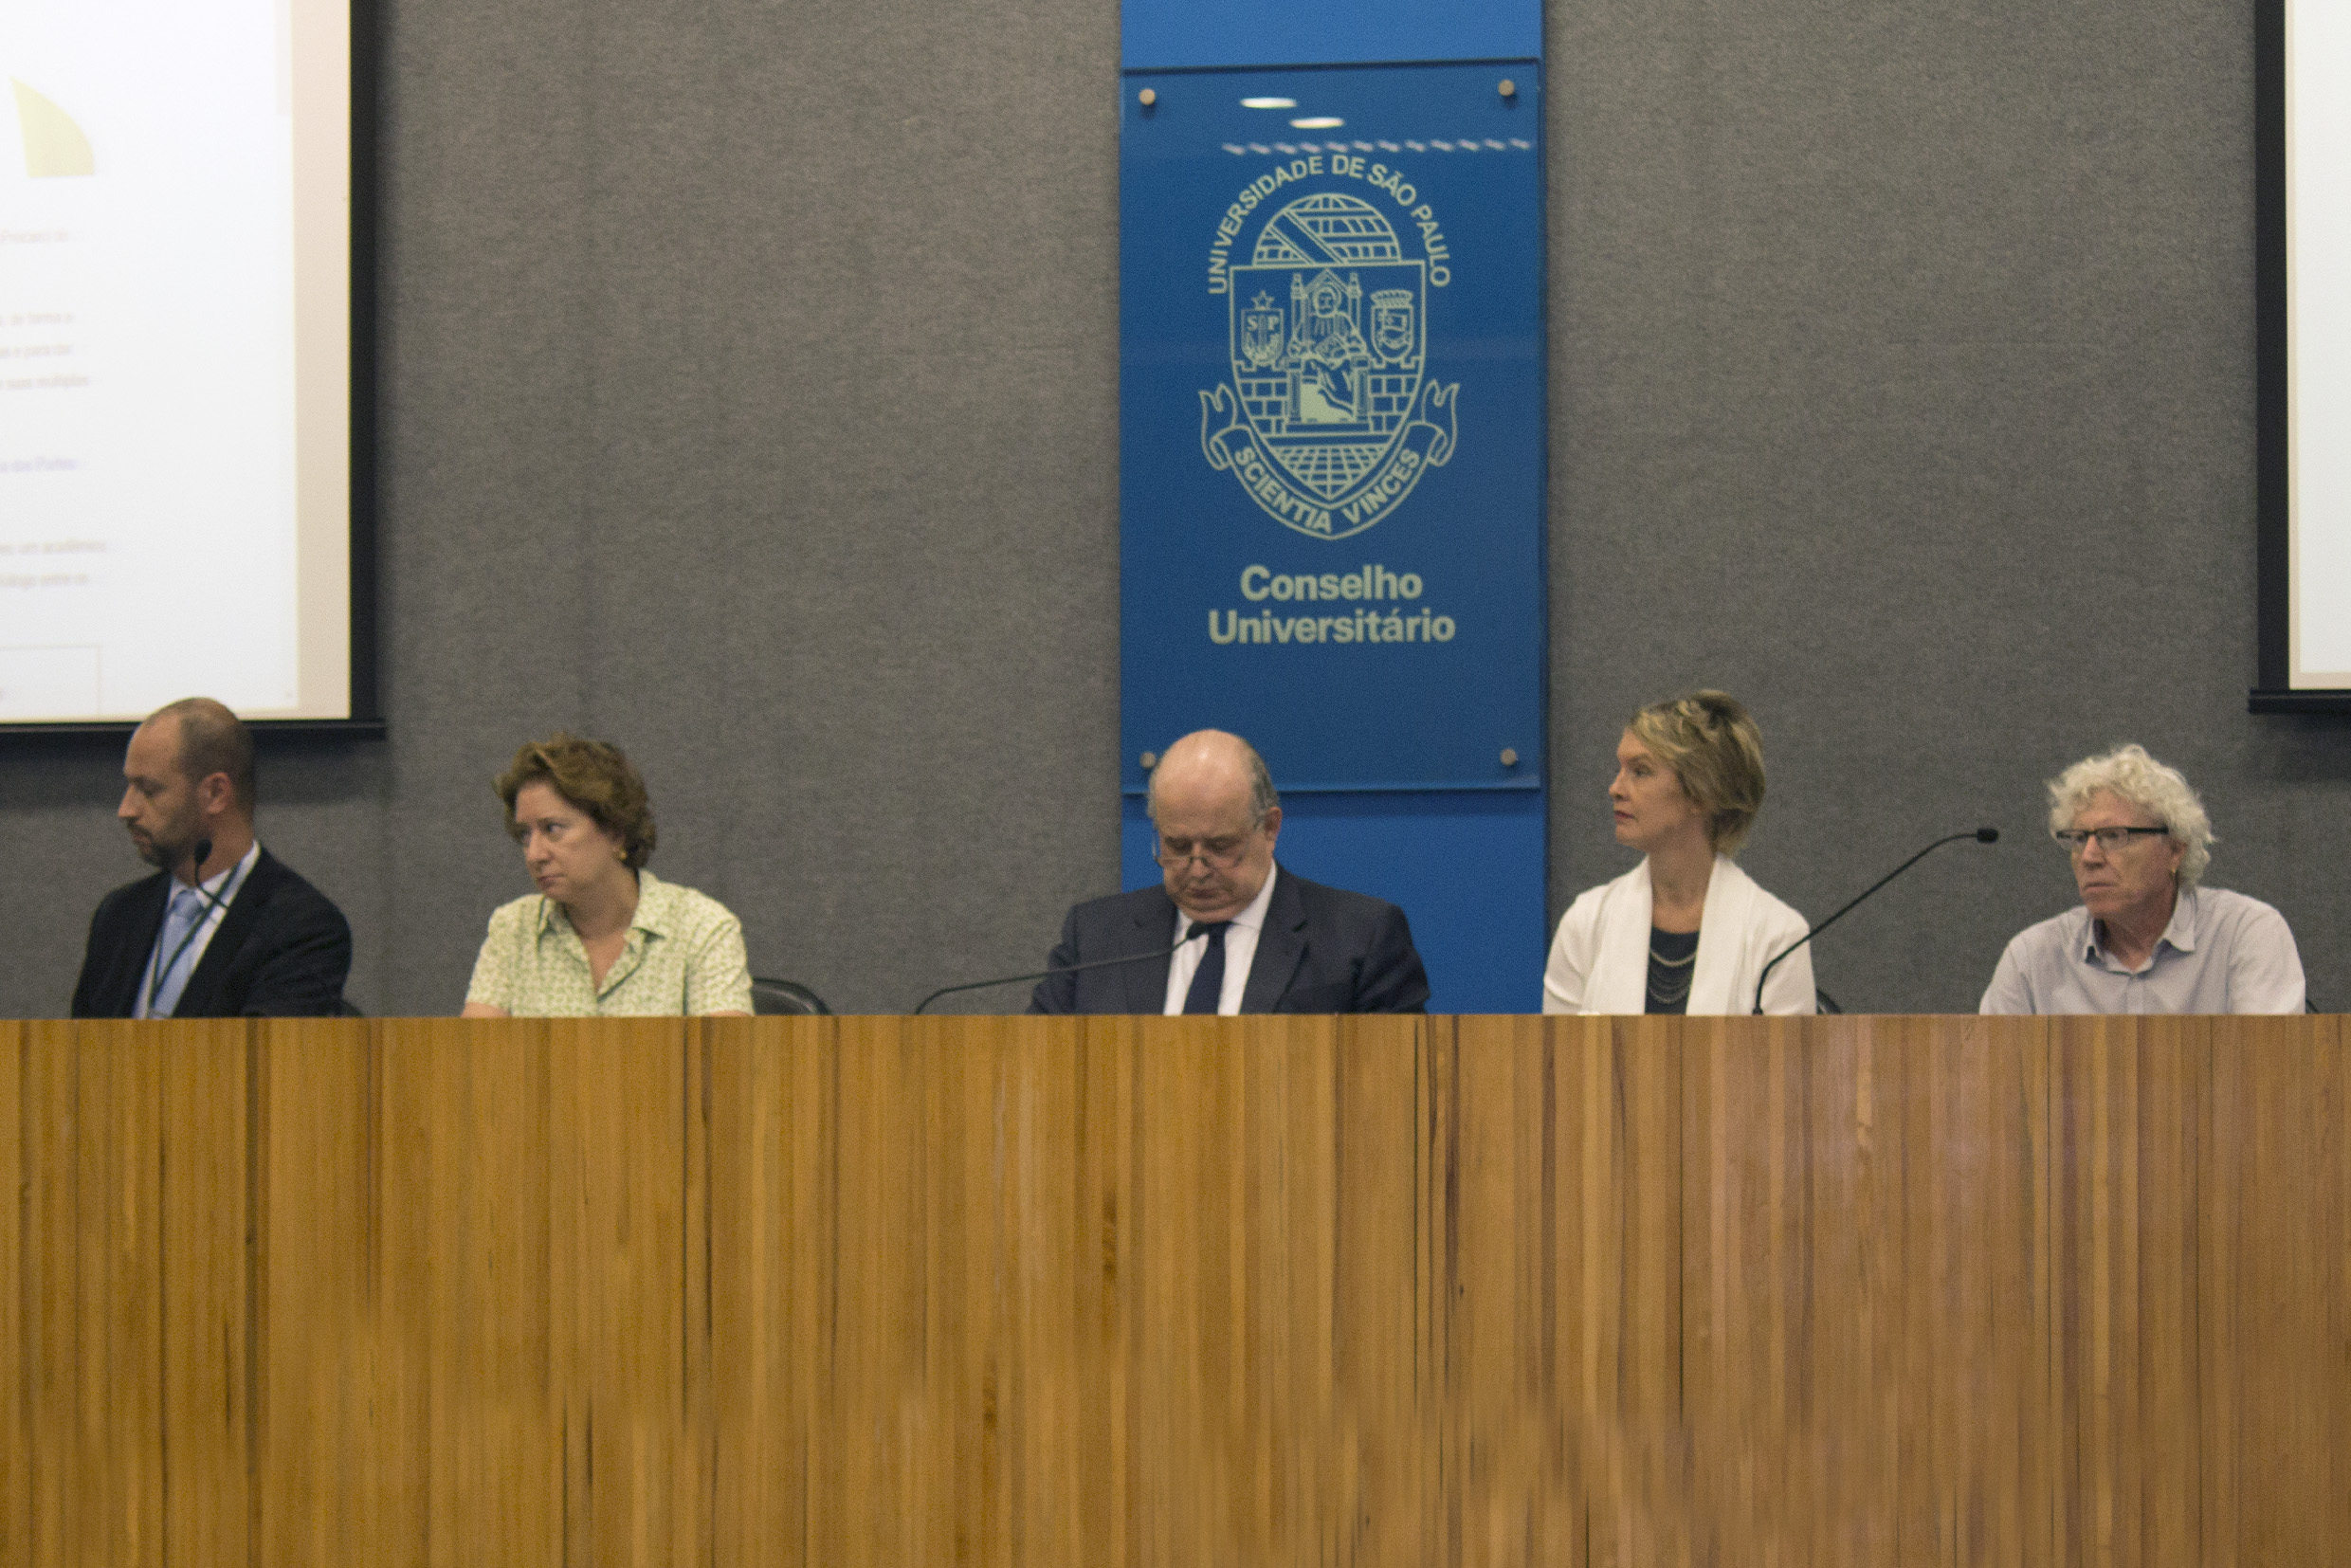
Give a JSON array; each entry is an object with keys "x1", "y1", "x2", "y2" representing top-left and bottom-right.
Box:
[
  {"x1": 4, "y1": 1014, "x2": 2348, "y2": 1565},
  {"x1": 76, "y1": 1021, "x2": 164, "y2": 1567},
  {"x1": 553, "y1": 1015, "x2": 698, "y2": 1567},
  {"x1": 2217, "y1": 1013, "x2": 2349, "y2": 1559},
  {"x1": 255, "y1": 1017, "x2": 380, "y2": 1563},
  {"x1": 706, "y1": 1014, "x2": 829, "y2": 1559},
  {"x1": 0, "y1": 1023, "x2": 23, "y2": 1564},
  {"x1": 157, "y1": 1018, "x2": 249, "y2": 1565},
  {"x1": 1434, "y1": 1011, "x2": 1564, "y2": 1565},
  {"x1": 19, "y1": 1023, "x2": 78, "y2": 1568}
]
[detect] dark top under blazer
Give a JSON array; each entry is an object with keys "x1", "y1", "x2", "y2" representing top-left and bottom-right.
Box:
[
  {"x1": 71, "y1": 848, "x2": 354, "y2": 1018},
  {"x1": 1027, "y1": 866, "x2": 1430, "y2": 1015}
]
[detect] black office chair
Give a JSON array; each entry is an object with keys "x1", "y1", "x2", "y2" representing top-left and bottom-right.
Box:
[
  {"x1": 750, "y1": 977, "x2": 831, "y2": 1016},
  {"x1": 1815, "y1": 989, "x2": 1843, "y2": 1015}
]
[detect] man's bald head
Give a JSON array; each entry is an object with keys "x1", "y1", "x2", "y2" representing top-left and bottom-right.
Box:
[
  {"x1": 118, "y1": 698, "x2": 257, "y2": 881},
  {"x1": 143, "y1": 698, "x2": 257, "y2": 815},
  {"x1": 1146, "y1": 730, "x2": 1278, "y2": 826},
  {"x1": 1147, "y1": 730, "x2": 1282, "y2": 922}
]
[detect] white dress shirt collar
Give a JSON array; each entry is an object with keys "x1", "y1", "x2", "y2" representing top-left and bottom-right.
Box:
[{"x1": 1162, "y1": 864, "x2": 1281, "y2": 1016}]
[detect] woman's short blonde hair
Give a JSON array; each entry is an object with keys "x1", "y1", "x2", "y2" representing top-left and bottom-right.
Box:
[
  {"x1": 2046, "y1": 743, "x2": 2213, "y2": 890},
  {"x1": 494, "y1": 733, "x2": 659, "y2": 869},
  {"x1": 1626, "y1": 691, "x2": 1768, "y2": 855}
]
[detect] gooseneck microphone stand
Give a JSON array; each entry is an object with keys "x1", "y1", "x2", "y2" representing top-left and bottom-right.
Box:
[
  {"x1": 1751, "y1": 828, "x2": 1999, "y2": 1014},
  {"x1": 913, "y1": 931, "x2": 1206, "y2": 1015}
]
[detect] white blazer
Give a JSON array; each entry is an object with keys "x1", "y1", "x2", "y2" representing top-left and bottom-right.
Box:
[{"x1": 1542, "y1": 855, "x2": 1814, "y2": 1015}]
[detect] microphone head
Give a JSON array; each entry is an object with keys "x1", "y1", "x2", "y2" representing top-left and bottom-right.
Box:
[
  {"x1": 192, "y1": 837, "x2": 214, "y2": 868},
  {"x1": 1976, "y1": 827, "x2": 1999, "y2": 844}
]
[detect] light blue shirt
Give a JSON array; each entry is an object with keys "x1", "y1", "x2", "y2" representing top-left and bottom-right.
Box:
[
  {"x1": 136, "y1": 842, "x2": 260, "y2": 1019},
  {"x1": 1979, "y1": 885, "x2": 2305, "y2": 1015}
]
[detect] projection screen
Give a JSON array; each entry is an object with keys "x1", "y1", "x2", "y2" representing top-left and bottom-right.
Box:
[
  {"x1": 1, "y1": 0, "x2": 370, "y2": 729},
  {"x1": 2263, "y1": 0, "x2": 2351, "y2": 705}
]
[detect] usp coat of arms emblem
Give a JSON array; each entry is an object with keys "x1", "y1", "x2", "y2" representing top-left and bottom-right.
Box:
[{"x1": 1200, "y1": 190, "x2": 1458, "y2": 541}]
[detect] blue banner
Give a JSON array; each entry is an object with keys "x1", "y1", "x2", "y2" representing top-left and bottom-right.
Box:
[
  {"x1": 1121, "y1": 0, "x2": 1540, "y2": 73},
  {"x1": 1119, "y1": 64, "x2": 1545, "y2": 792}
]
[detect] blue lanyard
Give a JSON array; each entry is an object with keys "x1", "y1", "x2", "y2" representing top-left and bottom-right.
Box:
[{"x1": 143, "y1": 855, "x2": 249, "y2": 1018}]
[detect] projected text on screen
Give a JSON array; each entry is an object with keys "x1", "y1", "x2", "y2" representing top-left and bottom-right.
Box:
[
  {"x1": 2291, "y1": 0, "x2": 2351, "y2": 689},
  {"x1": 0, "y1": 0, "x2": 351, "y2": 723}
]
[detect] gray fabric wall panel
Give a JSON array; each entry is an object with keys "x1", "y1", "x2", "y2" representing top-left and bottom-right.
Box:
[
  {"x1": 3, "y1": 0, "x2": 2343, "y2": 1018},
  {"x1": 354, "y1": 0, "x2": 1131, "y2": 1014},
  {"x1": 1545, "y1": 0, "x2": 2348, "y2": 1012}
]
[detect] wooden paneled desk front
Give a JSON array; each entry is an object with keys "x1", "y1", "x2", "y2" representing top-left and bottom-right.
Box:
[{"x1": 3, "y1": 1014, "x2": 2343, "y2": 1564}]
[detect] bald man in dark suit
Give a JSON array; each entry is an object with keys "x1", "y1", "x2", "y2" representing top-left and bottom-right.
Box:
[
  {"x1": 71, "y1": 698, "x2": 352, "y2": 1018},
  {"x1": 1029, "y1": 730, "x2": 1428, "y2": 1015}
]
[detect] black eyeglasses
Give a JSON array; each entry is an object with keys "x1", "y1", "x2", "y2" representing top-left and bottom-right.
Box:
[{"x1": 2052, "y1": 826, "x2": 2170, "y2": 854}]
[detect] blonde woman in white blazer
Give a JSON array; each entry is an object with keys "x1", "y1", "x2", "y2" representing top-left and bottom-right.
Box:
[{"x1": 1543, "y1": 692, "x2": 1814, "y2": 1015}]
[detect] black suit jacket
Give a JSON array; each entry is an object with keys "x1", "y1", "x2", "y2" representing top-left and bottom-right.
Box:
[
  {"x1": 1027, "y1": 866, "x2": 1430, "y2": 1015},
  {"x1": 71, "y1": 848, "x2": 354, "y2": 1018}
]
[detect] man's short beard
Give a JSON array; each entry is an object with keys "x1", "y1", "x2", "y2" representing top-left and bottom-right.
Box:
[{"x1": 130, "y1": 818, "x2": 196, "y2": 871}]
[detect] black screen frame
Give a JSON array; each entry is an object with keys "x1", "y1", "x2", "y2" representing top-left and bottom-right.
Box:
[
  {"x1": 2253, "y1": 0, "x2": 2351, "y2": 714},
  {"x1": 0, "y1": 0, "x2": 386, "y2": 746}
]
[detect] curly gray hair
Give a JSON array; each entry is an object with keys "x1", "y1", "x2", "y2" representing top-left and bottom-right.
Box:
[{"x1": 2046, "y1": 744, "x2": 2214, "y2": 890}]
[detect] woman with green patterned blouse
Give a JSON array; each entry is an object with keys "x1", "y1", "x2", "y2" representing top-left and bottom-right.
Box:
[{"x1": 460, "y1": 734, "x2": 755, "y2": 1017}]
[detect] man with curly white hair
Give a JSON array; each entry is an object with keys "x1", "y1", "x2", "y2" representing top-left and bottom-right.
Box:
[{"x1": 1980, "y1": 744, "x2": 2305, "y2": 1013}]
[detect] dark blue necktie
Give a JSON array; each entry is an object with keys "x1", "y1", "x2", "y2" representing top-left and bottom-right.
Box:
[{"x1": 1182, "y1": 921, "x2": 1232, "y2": 1014}]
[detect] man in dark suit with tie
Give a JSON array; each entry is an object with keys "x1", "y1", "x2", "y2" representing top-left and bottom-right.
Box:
[
  {"x1": 1029, "y1": 729, "x2": 1429, "y2": 1015},
  {"x1": 70, "y1": 698, "x2": 353, "y2": 1018}
]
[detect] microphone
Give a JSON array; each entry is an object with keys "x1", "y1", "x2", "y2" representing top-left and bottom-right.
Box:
[
  {"x1": 185, "y1": 837, "x2": 235, "y2": 921},
  {"x1": 1752, "y1": 828, "x2": 2000, "y2": 1014},
  {"x1": 913, "y1": 928, "x2": 1208, "y2": 1015}
]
